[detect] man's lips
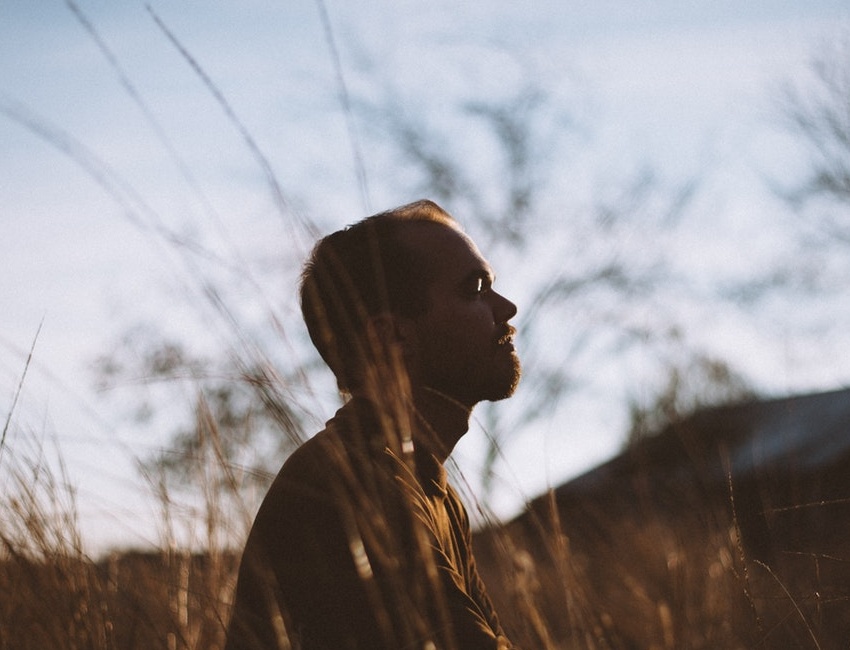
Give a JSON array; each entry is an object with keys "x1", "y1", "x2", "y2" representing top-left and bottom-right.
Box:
[{"x1": 495, "y1": 325, "x2": 517, "y2": 349}]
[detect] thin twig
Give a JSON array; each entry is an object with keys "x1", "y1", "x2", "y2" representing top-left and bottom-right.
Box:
[
  {"x1": 722, "y1": 445, "x2": 763, "y2": 634},
  {"x1": 768, "y1": 497, "x2": 850, "y2": 512},
  {"x1": 145, "y1": 4, "x2": 315, "y2": 242},
  {"x1": 65, "y1": 0, "x2": 242, "y2": 259},
  {"x1": 754, "y1": 559, "x2": 823, "y2": 650},
  {"x1": 2, "y1": 318, "x2": 44, "y2": 454},
  {"x1": 314, "y1": 0, "x2": 372, "y2": 212}
]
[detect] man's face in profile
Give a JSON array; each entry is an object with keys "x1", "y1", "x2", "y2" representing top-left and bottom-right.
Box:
[{"x1": 400, "y1": 222, "x2": 520, "y2": 407}]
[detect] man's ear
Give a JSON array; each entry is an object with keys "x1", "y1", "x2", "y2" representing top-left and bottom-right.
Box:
[{"x1": 368, "y1": 312, "x2": 418, "y2": 357}]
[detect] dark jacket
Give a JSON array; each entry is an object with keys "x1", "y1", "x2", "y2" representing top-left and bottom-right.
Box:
[{"x1": 226, "y1": 398, "x2": 511, "y2": 650}]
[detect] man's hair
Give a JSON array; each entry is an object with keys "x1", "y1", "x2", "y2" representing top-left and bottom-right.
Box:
[{"x1": 299, "y1": 199, "x2": 458, "y2": 392}]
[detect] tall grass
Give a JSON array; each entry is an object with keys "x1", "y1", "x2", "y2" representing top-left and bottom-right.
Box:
[
  {"x1": 2, "y1": 392, "x2": 845, "y2": 649},
  {"x1": 0, "y1": 345, "x2": 251, "y2": 650}
]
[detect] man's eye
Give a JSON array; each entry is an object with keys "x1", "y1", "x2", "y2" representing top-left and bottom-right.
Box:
[
  {"x1": 464, "y1": 275, "x2": 491, "y2": 296},
  {"x1": 470, "y1": 277, "x2": 490, "y2": 295}
]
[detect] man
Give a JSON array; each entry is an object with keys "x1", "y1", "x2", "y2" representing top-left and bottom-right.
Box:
[{"x1": 226, "y1": 200, "x2": 521, "y2": 649}]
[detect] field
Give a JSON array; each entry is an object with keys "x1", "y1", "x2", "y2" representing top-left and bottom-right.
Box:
[{"x1": 3, "y1": 389, "x2": 848, "y2": 649}]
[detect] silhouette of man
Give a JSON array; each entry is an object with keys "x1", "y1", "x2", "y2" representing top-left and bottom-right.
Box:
[{"x1": 226, "y1": 200, "x2": 521, "y2": 649}]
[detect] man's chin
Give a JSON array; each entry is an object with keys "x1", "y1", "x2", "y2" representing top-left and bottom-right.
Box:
[
  {"x1": 486, "y1": 362, "x2": 522, "y2": 402},
  {"x1": 430, "y1": 358, "x2": 521, "y2": 406}
]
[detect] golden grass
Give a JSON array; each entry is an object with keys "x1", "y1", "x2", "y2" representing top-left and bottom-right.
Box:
[{"x1": 2, "y1": 409, "x2": 846, "y2": 649}]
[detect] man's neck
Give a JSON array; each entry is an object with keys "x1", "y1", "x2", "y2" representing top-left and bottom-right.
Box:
[{"x1": 411, "y1": 387, "x2": 474, "y2": 463}]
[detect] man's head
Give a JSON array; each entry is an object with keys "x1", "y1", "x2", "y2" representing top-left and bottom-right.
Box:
[{"x1": 300, "y1": 200, "x2": 520, "y2": 406}]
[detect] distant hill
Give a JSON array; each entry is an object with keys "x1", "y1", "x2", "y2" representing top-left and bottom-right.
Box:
[{"x1": 475, "y1": 387, "x2": 850, "y2": 648}]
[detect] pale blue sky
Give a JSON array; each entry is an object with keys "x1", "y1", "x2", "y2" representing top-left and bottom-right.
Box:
[{"x1": 2, "y1": 1, "x2": 849, "y2": 551}]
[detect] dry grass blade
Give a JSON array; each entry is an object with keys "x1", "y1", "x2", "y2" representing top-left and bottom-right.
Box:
[
  {"x1": 315, "y1": 0, "x2": 372, "y2": 212},
  {"x1": 144, "y1": 3, "x2": 314, "y2": 242},
  {"x1": 754, "y1": 560, "x2": 823, "y2": 650},
  {"x1": 1, "y1": 319, "x2": 43, "y2": 455}
]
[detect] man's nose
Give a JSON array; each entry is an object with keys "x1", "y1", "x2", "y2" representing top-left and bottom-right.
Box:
[{"x1": 490, "y1": 291, "x2": 517, "y2": 323}]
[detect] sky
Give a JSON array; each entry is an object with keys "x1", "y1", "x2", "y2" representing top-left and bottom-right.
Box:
[{"x1": 2, "y1": 0, "x2": 850, "y2": 552}]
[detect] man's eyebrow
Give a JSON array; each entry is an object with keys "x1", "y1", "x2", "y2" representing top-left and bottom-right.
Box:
[{"x1": 460, "y1": 267, "x2": 494, "y2": 285}]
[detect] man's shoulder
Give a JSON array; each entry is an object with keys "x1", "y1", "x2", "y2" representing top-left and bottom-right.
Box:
[
  {"x1": 249, "y1": 427, "x2": 343, "y2": 539},
  {"x1": 281, "y1": 426, "x2": 338, "y2": 470},
  {"x1": 268, "y1": 425, "x2": 346, "y2": 498},
  {"x1": 266, "y1": 401, "x2": 376, "y2": 491},
  {"x1": 250, "y1": 401, "x2": 394, "y2": 531},
  {"x1": 281, "y1": 400, "x2": 362, "y2": 457}
]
